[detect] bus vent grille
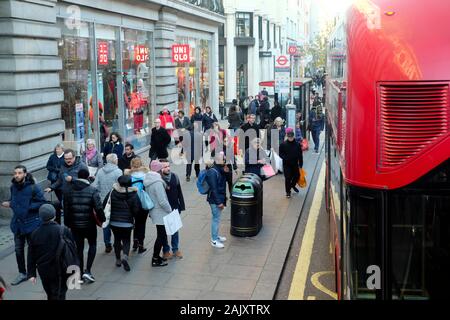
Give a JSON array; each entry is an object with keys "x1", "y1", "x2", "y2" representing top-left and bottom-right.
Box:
[{"x1": 379, "y1": 83, "x2": 449, "y2": 168}]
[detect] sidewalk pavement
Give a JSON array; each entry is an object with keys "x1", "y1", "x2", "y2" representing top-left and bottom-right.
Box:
[{"x1": 0, "y1": 135, "x2": 324, "y2": 300}]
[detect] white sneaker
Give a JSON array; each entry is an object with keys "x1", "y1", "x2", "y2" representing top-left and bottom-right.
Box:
[
  {"x1": 211, "y1": 240, "x2": 225, "y2": 249},
  {"x1": 217, "y1": 236, "x2": 227, "y2": 242}
]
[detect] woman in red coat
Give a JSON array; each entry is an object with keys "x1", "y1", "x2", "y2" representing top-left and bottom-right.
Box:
[{"x1": 159, "y1": 107, "x2": 175, "y2": 136}]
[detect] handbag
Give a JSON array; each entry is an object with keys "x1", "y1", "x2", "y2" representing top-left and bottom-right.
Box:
[
  {"x1": 102, "y1": 191, "x2": 112, "y2": 228},
  {"x1": 138, "y1": 189, "x2": 154, "y2": 211},
  {"x1": 165, "y1": 122, "x2": 174, "y2": 130},
  {"x1": 261, "y1": 164, "x2": 276, "y2": 179},
  {"x1": 270, "y1": 150, "x2": 283, "y2": 173},
  {"x1": 298, "y1": 168, "x2": 307, "y2": 188},
  {"x1": 301, "y1": 138, "x2": 309, "y2": 151},
  {"x1": 163, "y1": 209, "x2": 183, "y2": 236}
]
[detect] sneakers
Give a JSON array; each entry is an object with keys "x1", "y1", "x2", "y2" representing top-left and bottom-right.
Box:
[
  {"x1": 11, "y1": 273, "x2": 27, "y2": 286},
  {"x1": 217, "y1": 236, "x2": 227, "y2": 242},
  {"x1": 138, "y1": 246, "x2": 147, "y2": 254},
  {"x1": 82, "y1": 272, "x2": 95, "y2": 283},
  {"x1": 152, "y1": 257, "x2": 168, "y2": 267},
  {"x1": 286, "y1": 193, "x2": 292, "y2": 199},
  {"x1": 186, "y1": 176, "x2": 191, "y2": 182},
  {"x1": 163, "y1": 252, "x2": 173, "y2": 260},
  {"x1": 122, "y1": 259, "x2": 131, "y2": 272},
  {"x1": 105, "y1": 244, "x2": 113, "y2": 254},
  {"x1": 292, "y1": 186, "x2": 300, "y2": 193},
  {"x1": 211, "y1": 240, "x2": 225, "y2": 249},
  {"x1": 115, "y1": 259, "x2": 122, "y2": 267},
  {"x1": 132, "y1": 239, "x2": 139, "y2": 252},
  {"x1": 173, "y1": 251, "x2": 183, "y2": 259}
]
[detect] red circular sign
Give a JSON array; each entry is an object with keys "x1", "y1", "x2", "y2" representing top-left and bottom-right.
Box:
[
  {"x1": 277, "y1": 55, "x2": 288, "y2": 66},
  {"x1": 288, "y1": 46, "x2": 297, "y2": 55}
]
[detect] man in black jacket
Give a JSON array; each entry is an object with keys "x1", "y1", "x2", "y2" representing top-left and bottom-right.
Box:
[
  {"x1": 160, "y1": 159, "x2": 186, "y2": 259},
  {"x1": 239, "y1": 114, "x2": 261, "y2": 155},
  {"x1": 149, "y1": 118, "x2": 171, "y2": 161},
  {"x1": 63, "y1": 168, "x2": 105, "y2": 283},
  {"x1": 279, "y1": 128, "x2": 303, "y2": 198},
  {"x1": 28, "y1": 204, "x2": 74, "y2": 300},
  {"x1": 118, "y1": 143, "x2": 138, "y2": 172}
]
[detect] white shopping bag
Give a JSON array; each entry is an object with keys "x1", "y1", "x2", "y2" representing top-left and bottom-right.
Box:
[
  {"x1": 270, "y1": 150, "x2": 283, "y2": 173},
  {"x1": 163, "y1": 209, "x2": 183, "y2": 235}
]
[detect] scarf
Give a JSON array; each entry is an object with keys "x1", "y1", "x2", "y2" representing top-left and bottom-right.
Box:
[
  {"x1": 162, "y1": 172, "x2": 172, "y2": 188},
  {"x1": 86, "y1": 148, "x2": 97, "y2": 161}
]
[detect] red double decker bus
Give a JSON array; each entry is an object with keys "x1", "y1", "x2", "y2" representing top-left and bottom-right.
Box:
[{"x1": 325, "y1": 0, "x2": 450, "y2": 300}]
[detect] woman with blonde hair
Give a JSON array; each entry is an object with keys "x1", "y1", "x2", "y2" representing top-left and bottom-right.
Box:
[
  {"x1": 82, "y1": 139, "x2": 104, "y2": 177},
  {"x1": 125, "y1": 157, "x2": 149, "y2": 253}
]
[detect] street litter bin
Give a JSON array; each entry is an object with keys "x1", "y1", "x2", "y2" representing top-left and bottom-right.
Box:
[{"x1": 230, "y1": 174, "x2": 263, "y2": 237}]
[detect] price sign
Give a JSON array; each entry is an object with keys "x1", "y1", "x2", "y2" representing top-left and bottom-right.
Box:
[{"x1": 98, "y1": 41, "x2": 108, "y2": 65}]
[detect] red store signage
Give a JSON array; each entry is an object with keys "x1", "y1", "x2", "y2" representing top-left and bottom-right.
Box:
[
  {"x1": 98, "y1": 41, "x2": 108, "y2": 65},
  {"x1": 172, "y1": 44, "x2": 190, "y2": 63},
  {"x1": 134, "y1": 45, "x2": 149, "y2": 63}
]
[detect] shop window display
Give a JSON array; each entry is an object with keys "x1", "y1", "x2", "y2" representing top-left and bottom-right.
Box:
[{"x1": 199, "y1": 39, "x2": 210, "y2": 110}]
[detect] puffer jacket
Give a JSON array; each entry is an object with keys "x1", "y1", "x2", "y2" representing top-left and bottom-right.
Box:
[
  {"x1": 63, "y1": 179, "x2": 105, "y2": 230},
  {"x1": 50, "y1": 156, "x2": 89, "y2": 194},
  {"x1": 9, "y1": 175, "x2": 47, "y2": 235},
  {"x1": 144, "y1": 172, "x2": 172, "y2": 225},
  {"x1": 92, "y1": 163, "x2": 122, "y2": 202},
  {"x1": 108, "y1": 183, "x2": 142, "y2": 226}
]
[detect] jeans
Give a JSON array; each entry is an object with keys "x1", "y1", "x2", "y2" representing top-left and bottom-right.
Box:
[
  {"x1": 53, "y1": 189, "x2": 63, "y2": 224},
  {"x1": 103, "y1": 226, "x2": 112, "y2": 246},
  {"x1": 14, "y1": 233, "x2": 32, "y2": 275},
  {"x1": 210, "y1": 204, "x2": 223, "y2": 242},
  {"x1": 312, "y1": 129, "x2": 321, "y2": 152},
  {"x1": 163, "y1": 231, "x2": 179, "y2": 254}
]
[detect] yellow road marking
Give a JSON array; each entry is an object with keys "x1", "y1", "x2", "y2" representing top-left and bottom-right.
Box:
[
  {"x1": 307, "y1": 296, "x2": 316, "y2": 300},
  {"x1": 288, "y1": 164, "x2": 326, "y2": 300},
  {"x1": 311, "y1": 271, "x2": 338, "y2": 300}
]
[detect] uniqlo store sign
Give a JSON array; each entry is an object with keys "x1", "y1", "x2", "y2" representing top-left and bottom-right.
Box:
[
  {"x1": 172, "y1": 44, "x2": 190, "y2": 63},
  {"x1": 134, "y1": 45, "x2": 149, "y2": 63},
  {"x1": 98, "y1": 42, "x2": 108, "y2": 65}
]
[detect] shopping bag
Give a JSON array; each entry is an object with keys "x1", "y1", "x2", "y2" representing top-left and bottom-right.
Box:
[
  {"x1": 163, "y1": 209, "x2": 183, "y2": 236},
  {"x1": 298, "y1": 168, "x2": 307, "y2": 188},
  {"x1": 270, "y1": 150, "x2": 283, "y2": 173},
  {"x1": 261, "y1": 164, "x2": 276, "y2": 180},
  {"x1": 102, "y1": 191, "x2": 112, "y2": 228},
  {"x1": 301, "y1": 138, "x2": 309, "y2": 151}
]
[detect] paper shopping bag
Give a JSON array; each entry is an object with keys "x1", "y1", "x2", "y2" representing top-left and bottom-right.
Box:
[
  {"x1": 298, "y1": 168, "x2": 307, "y2": 188},
  {"x1": 163, "y1": 209, "x2": 183, "y2": 235}
]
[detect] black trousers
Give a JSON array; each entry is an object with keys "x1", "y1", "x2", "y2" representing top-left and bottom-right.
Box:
[
  {"x1": 71, "y1": 228, "x2": 97, "y2": 273},
  {"x1": 54, "y1": 189, "x2": 63, "y2": 224},
  {"x1": 111, "y1": 226, "x2": 132, "y2": 260},
  {"x1": 153, "y1": 225, "x2": 167, "y2": 259},
  {"x1": 133, "y1": 211, "x2": 148, "y2": 246},
  {"x1": 186, "y1": 162, "x2": 200, "y2": 178},
  {"x1": 41, "y1": 276, "x2": 67, "y2": 300},
  {"x1": 224, "y1": 169, "x2": 233, "y2": 197},
  {"x1": 14, "y1": 233, "x2": 31, "y2": 275},
  {"x1": 283, "y1": 163, "x2": 300, "y2": 194}
]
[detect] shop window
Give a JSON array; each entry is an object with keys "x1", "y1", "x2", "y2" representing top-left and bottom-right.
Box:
[
  {"x1": 121, "y1": 28, "x2": 152, "y2": 150},
  {"x1": 199, "y1": 39, "x2": 210, "y2": 110},
  {"x1": 236, "y1": 12, "x2": 253, "y2": 38}
]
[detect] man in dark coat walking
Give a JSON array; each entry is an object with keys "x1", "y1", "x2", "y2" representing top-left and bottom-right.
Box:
[
  {"x1": 118, "y1": 143, "x2": 138, "y2": 172},
  {"x1": 1, "y1": 165, "x2": 47, "y2": 286},
  {"x1": 279, "y1": 128, "x2": 303, "y2": 198},
  {"x1": 28, "y1": 204, "x2": 75, "y2": 300},
  {"x1": 149, "y1": 118, "x2": 171, "y2": 161}
]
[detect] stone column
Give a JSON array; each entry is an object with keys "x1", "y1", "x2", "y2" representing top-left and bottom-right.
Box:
[
  {"x1": 250, "y1": 12, "x2": 260, "y2": 96},
  {"x1": 0, "y1": 0, "x2": 64, "y2": 218},
  {"x1": 224, "y1": 9, "x2": 236, "y2": 104},
  {"x1": 154, "y1": 7, "x2": 178, "y2": 116}
]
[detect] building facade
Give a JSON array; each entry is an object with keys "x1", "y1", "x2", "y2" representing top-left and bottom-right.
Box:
[
  {"x1": 0, "y1": 0, "x2": 224, "y2": 216},
  {"x1": 221, "y1": 0, "x2": 310, "y2": 106}
]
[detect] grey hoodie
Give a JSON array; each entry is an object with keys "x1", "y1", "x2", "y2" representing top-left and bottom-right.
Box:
[
  {"x1": 92, "y1": 163, "x2": 123, "y2": 202},
  {"x1": 144, "y1": 172, "x2": 172, "y2": 225}
]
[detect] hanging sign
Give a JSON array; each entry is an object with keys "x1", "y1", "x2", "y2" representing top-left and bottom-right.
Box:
[
  {"x1": 172, "y1": 44, "x2": 191, "y2": 63},
  {"x1": 98, "y1": 41, "x2": 108, "y2": 65}
]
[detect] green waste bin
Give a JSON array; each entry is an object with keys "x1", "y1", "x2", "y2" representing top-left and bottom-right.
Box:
[{"x1": 230, "y1": 174, "x2": 263, "y2": 237}]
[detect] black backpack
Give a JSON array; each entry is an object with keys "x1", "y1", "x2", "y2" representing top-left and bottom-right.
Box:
[{"x1": 55, "y1": 226, "x2": 79, "y2": 276}]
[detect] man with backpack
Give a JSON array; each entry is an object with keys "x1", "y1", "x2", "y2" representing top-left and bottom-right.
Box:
[
  {"x1": 308, "y1": 103, "x2": 325, "y2": 154},
  {"x1": 28, "y1": 204, "x2": 76, "y2": 300},
  {"x1": 1, "y1": 165, "x2": 47, "y2": 286},
  {"x1": 197, "y1": 153, "x2": 229, "y2": 249}
]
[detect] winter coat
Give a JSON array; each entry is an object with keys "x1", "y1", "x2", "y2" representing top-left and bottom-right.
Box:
[
  {"x1": 228, "y1": 107, "x2": 244, "y2": 129},
  {"x1": 103, "y1": 141, "x2": 124, "y2": 163},
  {"x1": 108, "y1": 183, "x2": 142, "y2": 226},
  {"x1": 244, "y1": 147, "x2": 269, "y2": 179},
  {"x1": 46, "y1": 152, "x2": 65, "y2": 183},
  {"x1": 162, "y1": 173, "x2": 185, "y2": 212},
  {"x1": 279, "y1": 139, "x2": 303, "y2": 168},
  {"x1": 248, "y1": 99, "x2": 259, "y2": 115},
  {"x1": 118, "y1": 153, "x2": 138, "y2": 172},
  {"x1": 50, "y1": 156, "x2": 89, "y2": 194},
  {"x1": 159, "y1": 112, "x2": 175, "y2": 135},
  {"x1": 205, "y1": 165, "x2": 227, "y2": 206},
  {"x1": 240, "y1": 122, "x2": 261, "y2": 152},
  {"x1": 295, "y1": 127, "x2": 303, "y2": 143},
  {"x1": 144, "y1": 172, "x2": 172, "y2": 225},
  {"x1": 150, "y1": 127, "x2": 171, "y2": 159},
  {"x1": 202, "y1": 112, "x2": 218, "y2": 131},
  {"x1": 270, "y1": 105, "x2": 285, "y2": 122},
  {"x1": 191, "y1": 113, "x2": 204, "y2": 124},
  {"x1": 28, "y1": 222, "x2": 74, "y2": 279},
  {"x1": 63, "y1": 179, "x2": 105, "y2": 230},
  {"x1": 308, "y1": 108, "x2": 325, "y2": 132},
  {"x1": 9, "y1": 176, "x2": 46, "y2": 235},
  {"x1": 92, "y1": 163, "x2": 122, "y2": 202},
  {"x1": 175, "y1": 116, "x2": 192, "y2": 130},
  {"x1": 81, "y1": 150, "x2": 104, "y2": 174}
]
